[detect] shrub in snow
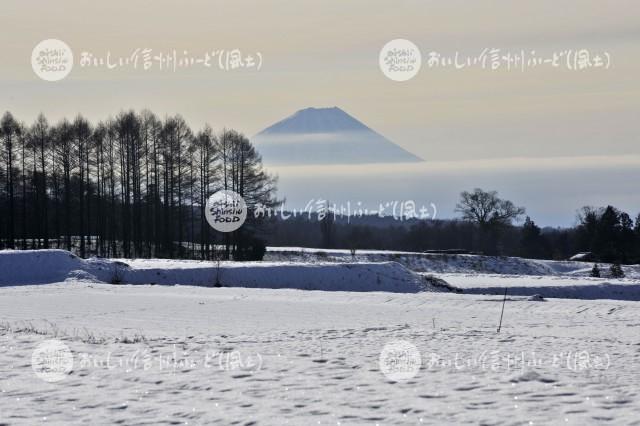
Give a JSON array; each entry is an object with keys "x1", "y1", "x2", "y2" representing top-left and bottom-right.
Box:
[
  {"x1": 233, "y1": 237, "x2": 267, "y2": 261},
  {"x1": 213, "y1": 258, "x2": 223, "y2": 287},
  {"x1": 610, "y1": 263, "x2": 625, "y2": 278},
  {"x1": 527, "y1": 294, "x2": 545, "y2": 301},
  {"x1": 423, "y1": 275, "x2": 462, "y2": 293},
  {"x1": 111, "y1": 265, "x2": 124, "y2": 284},
  {"x1": 590, "y1": 264, "x2": 601, "y2": 278}
]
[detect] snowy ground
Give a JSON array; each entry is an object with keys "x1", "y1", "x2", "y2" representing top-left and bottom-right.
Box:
[
  {"x1": 266, "y1": 247, "x2": 640, "y2": 279},
  {"x1": 437, "y1": 274, "x2": 640, "y2": 301},
  {"x1": 1, "y1": 283, "x2": 639, "y2": 425},
  {"x1": 267, "y1": 247, "x2": 640, "y2": 301},
  {"x1": 1, "y1": 249, "x2": 639, "y2": 424},
  {"x1": 0, "y1": 250, "x2": 437, "y2": 293}
]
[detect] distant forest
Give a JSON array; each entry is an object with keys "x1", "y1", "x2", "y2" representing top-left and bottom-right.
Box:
[
  {"x1": 0, "y1": 111, "x2": 278, "y2": 260},
  {"x1": 269, "y1": 191, "x2": 640, "y2": 265},
  {"x1": 2, "y1": 111, "x2": 639, "y2": 264}
]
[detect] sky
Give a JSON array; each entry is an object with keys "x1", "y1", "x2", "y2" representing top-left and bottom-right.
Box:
[{"x1": 1, "y1": 0, "x2": 639, "y2": 226}]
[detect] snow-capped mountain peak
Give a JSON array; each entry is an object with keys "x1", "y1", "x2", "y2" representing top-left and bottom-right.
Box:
[
  {"x1": 254, "y1": 107, "x2": 422, "y2": 165},
  {"x1": 258, "y1": 107, "x2": 370, "y2": 135}
]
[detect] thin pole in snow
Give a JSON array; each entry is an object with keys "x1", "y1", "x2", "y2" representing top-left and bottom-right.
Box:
[{"x1": 497, "y1": 287, "x2": 508, "y2": 333}]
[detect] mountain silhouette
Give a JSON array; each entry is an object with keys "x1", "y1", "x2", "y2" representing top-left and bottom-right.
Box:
[{"x1": 253, "y1": 107, "x2": 422, "y2": 165}]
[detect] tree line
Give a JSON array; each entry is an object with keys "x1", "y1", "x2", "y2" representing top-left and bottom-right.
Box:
[
  {"x1": 2, "y1": 115, "x2": 638, "y2": 266},
  {"x1": 269, "y1": 189, "x2": 640, "y2": 264},
  {"x1": 454, "y1": 188, "x2": 640, "y2": 263},
  {"x1": 0, "y1": 110, "x2": 278, "y2": 260}
]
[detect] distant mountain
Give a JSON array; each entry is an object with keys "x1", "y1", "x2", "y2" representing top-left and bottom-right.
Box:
[{"x1": 253, "y1": 107, "x2": 422, "y2": 165}]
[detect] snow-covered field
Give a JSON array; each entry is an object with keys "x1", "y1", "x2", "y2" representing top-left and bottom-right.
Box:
[
  {"x1": 266, "y1": 247, "x2": 640, "y2": 279},
  {"x1": 1, "y1": 248, "x2": 639, "y2": 424},
  {"x1": 439, "y1": 274, "x2": 640, "y2": 301},
  {"x1": 2, "y1": 284, "x2": 639, "y2": 425}
]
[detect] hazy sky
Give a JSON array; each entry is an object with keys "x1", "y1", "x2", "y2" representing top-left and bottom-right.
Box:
[{"x1": 1, "y1": 0, "x2": 639, "y2": 226}]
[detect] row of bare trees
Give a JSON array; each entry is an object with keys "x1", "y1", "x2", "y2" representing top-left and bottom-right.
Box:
[{"x1": 0, "y1": 110, "x2": 278, "y2": 260}]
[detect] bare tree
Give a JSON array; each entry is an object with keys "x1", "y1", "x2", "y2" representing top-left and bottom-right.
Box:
[
  {"x1": 215, "y1": 130, "x2": 279, "y2": 259},
  {"x1": 1, "y1": 112, "x2": 22, "y2": 249},
  {"x1": 193, "y1": 125, "x2": 217, "y2": 259},
  {"x1": 0, "y1": 110, "x2": 278, "y2": 260},
  {"x1": 54, "y1": 119, "x2": 75, "y2": 251},
  {"x1": 456, "y1": 188, "x2": 525, "y2": 228},
  {"x1": 31, "y1": 114, "x2": 51, "y2": 248},
  {"x1": 455, "y1": 188, "x2": 525, "y2": 254},
  {"x1": 73, "y1": 115, "x2": 92, "y2": 258}
]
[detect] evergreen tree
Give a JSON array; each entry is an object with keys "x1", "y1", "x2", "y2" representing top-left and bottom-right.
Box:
[
  {"x1": 520, "y1": 216, "x2": 550, "y2": 259},
  {"x1": 610, "y1": 263, "x2": 625, "y2": 278}
]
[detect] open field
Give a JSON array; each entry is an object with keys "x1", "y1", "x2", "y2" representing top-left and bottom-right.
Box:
[
  {"x1": 1, "y1": 281, "x2": 639, "y2": 425},
  {"x1": 1, "y1": 249, "x2": 639, "y2": 424}
]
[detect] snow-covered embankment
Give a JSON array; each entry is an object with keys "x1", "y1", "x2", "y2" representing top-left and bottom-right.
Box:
[{"x1": 0, "y1": 249, "x2": 443, "y2": 293}]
